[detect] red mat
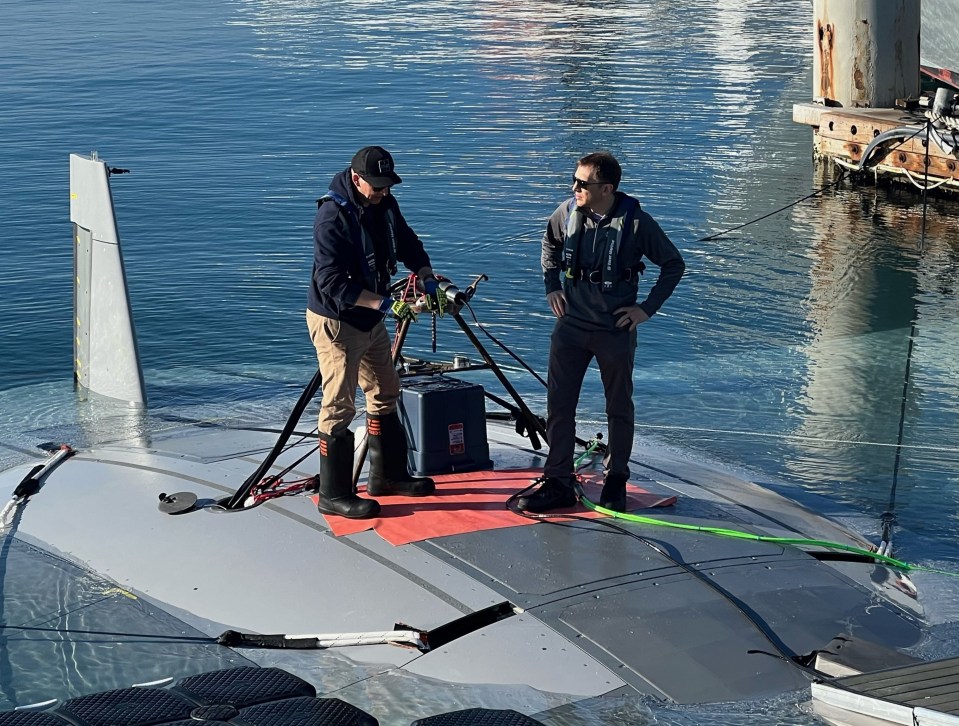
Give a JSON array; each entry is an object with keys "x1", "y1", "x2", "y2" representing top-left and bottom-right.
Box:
[{"x1": 316, "y1": 468, "x2": 677, "y2": 546}]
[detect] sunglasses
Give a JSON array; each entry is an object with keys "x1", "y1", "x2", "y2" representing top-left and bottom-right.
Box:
[
  {"x1": 358, "y1": 175, "x2": 389, "y2": 192},
  {"x1": 572, "y1": 176, "x2": 606, "y2": 190}
]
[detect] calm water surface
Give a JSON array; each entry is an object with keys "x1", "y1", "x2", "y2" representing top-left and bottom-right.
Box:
[{"x1": 2, "y1": 0, "x2": 959, "y2": 722}]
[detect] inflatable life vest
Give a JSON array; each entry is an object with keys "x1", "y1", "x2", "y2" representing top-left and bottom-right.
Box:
[
  {"x1": 318, "y1": 190, "x2": 397, "y2": 289},
  {"x1": 562, "y1": 195, "x2": 645, "y2": 290}
]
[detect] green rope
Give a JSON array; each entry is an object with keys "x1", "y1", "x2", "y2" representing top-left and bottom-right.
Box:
[
  {"x1": 573, "y1": 439, "x2": 602, "y2": 469},
  {"x1": 571, "y1": 443, "x2": 959, "y2": 577},
  {"x1": 577, "y1": 493, "x2": 911, "y2": 569}
]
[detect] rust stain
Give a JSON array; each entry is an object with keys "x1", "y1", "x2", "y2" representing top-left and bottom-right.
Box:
[
  {"x1": 851, "y1": 22, "x2": 873, "y2": 106},
  {"x1": 817, "y1": 20, "x2": 835, "y2": 100},
  {"x1": 818, "y1": 109, "x2": 959, "y2": 183}
]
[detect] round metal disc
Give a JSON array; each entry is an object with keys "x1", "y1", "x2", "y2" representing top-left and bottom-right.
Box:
[{"x1": 157, "y1": 491, "x2": 198, "y2": 515}]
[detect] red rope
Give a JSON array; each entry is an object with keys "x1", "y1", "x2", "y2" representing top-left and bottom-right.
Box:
[
  {"x1": 391, "y1": 273, "x2": 420, "y2": 356},
  {"x1": 249, "y1": 477, "x2": 316, "y2": 505}
]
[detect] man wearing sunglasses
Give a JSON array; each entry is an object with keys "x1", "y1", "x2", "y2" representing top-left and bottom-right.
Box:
[
  {"x1": 520, "y1": 151, "x2": 685, "y2": 513},
  {"x1": 307, "y1": 146, "x2": 446, "y2": 519}
]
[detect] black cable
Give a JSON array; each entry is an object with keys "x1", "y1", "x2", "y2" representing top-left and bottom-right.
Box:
[
  {"x1": 460, "y1": 300, "x2": 548, "y2": 388},
  {"x1": 223, "y1": 368, "x2": 322, "y2": 510},
  {"x1": 695, "y1": 121, "x2": 933, "y2": 244},
  {"x1": 881, "y1": 119, "x2": 934, "y2": 550},
  {"x1": 874, "y1": 117, "x2": 937, "y2": 555},
  {"x1": 881, "y1": 326, "x2": 915, "y2": 550},
  {"x1": 697, "y1": 177, "x2": 845, "y2": 242},
  {"x1": 504, "y1": 478, "x2": 821, "y2": 679},
  {"x1": 921, "y1": 119, "x2": 931, "y2": 253},
  {"x1": 253, "y1": 445, "x2": 318, "y2": 494},
  {"x1": 255, "y1": 401, "x2": 376, "y2": 498},
  {"x1": 0, "y1": 624, "x2": 216, "y2": 644}
]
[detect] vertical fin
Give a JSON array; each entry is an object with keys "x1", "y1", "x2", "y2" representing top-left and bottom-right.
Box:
[{"x1": 69, "y1": 153, "x2": 147, "y2": 407}]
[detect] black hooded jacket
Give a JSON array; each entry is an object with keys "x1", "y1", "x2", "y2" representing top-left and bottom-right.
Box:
[{"x1": 308, "y1": 168, "x2": 431, "y2": 331}]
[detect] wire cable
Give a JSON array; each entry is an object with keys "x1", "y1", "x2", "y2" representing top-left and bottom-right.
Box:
[
  {"x1": 459, "y1": 300, "x2": 548, "y2": 388},
  {"x1": 504, "y1": 445, "x2": 822, "y2": 676},
  {"x1": 697, "y1": 177, "x2": 845, "y2": 242}
]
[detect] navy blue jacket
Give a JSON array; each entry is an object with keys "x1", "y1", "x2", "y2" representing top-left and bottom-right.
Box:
[{"x1": 308, "y1": 168, "x2": 431, "y2": 332}]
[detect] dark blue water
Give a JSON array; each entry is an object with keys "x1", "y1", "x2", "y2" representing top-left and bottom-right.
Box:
[{"x1": 3, "y1": 0, "x2": 959, "y2": 721}]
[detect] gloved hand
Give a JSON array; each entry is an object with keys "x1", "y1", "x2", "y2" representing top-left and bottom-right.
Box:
[
  {"x1": 422, "y1": 278, "x2": 446, "y2": 317},
  {"x1": 379, "y1": 297, "x2": 418, "y2": 323}
]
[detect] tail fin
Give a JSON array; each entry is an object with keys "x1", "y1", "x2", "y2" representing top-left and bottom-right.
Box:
[{"x1": 69, "y1": 153, "x2": 147, "y2": 407}]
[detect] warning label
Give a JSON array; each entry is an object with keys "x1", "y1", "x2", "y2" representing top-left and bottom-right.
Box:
[{"x1": 448, "y1": 422, "x2": 465, "y2": 455}]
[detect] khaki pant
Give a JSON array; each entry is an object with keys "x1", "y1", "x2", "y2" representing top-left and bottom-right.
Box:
[{"x1": 306, "y1": 309, "x2": 400, "y2": 436}]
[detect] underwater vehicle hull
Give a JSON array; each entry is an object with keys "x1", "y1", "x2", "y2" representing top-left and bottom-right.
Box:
[{"x1": 0, "y1": 154, "x2": 939, "y2": 723}]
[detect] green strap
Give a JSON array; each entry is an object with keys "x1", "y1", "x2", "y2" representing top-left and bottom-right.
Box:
[
  {"x1": 578, "y1": 492, "x2": 913, "y2": 569},
  {"x1": 567, "y1": 442, "x2": 959, "y2": 578},
  {"x1": 567, "y1": 441, "x2": 959, "y2": 574}
]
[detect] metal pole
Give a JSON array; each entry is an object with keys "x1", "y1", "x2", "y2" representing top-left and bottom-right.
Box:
[
  {"x1": 813, "y1": 0, "x2": 920, "y2": 108},
  {"x1": 450, "y1": 312, "x2": 546, "y2": 449}
]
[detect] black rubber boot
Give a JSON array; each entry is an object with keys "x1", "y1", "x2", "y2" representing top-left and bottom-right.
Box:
[
  {"x1": 599, "y1": 472, "x2": 628, "y2": 512},
  {"x1": 366, "y1": 412, "x2": 435, "y2": 497},
  {"x1": 517, "y1": 477, "x2": 577, "y2": 513},
  {"x1": 316, "y1": 430, "x2": 381, "y2": 519}
]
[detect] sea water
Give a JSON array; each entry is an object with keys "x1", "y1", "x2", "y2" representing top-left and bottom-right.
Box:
[{"x1": 2, "y1": 0, "x2": 959, "y2": 723}]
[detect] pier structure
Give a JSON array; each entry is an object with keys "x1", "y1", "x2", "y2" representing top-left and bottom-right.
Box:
[{"x1": 793, "y1": 0, "x2": 959, "y2": 191}]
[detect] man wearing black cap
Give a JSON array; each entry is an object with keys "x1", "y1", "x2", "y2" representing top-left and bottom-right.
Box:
[{"x1": 307, "y1": 146, "x2": 446, "y2": 519}]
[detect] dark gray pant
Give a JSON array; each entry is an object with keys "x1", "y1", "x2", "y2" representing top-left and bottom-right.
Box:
[{"x1": 544, "y1": 317, "x2": 637, "y2": 482}]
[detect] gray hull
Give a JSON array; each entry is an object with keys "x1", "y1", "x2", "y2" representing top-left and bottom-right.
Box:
[
  {"x1": 0, "y1": 414, "x2": 927, "y2": 714},
  {"x1": 0, "y1": 154, "x2": 937, "y2": 722}
]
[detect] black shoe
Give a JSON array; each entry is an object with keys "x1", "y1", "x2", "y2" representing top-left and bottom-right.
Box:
[
  {"x1": 517, "y1": 477, "x2": 577, "y2": 513},
  {"x1": 366, "y1": 412, "x2": 436, "y2": 497},
  {"x1": 599, "y1": 472, "x2": 628, "y2": 512},
  {"x1": 316, "y1": 430, "x2": 381, "y2": 519}
]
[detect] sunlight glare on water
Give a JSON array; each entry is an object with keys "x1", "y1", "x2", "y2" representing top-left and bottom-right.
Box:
[{"x1": 2, "y1": 0, "x2": 959, "y2": 722}]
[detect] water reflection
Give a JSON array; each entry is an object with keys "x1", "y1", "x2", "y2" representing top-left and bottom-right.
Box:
[
  {"x1": 796, "y1": 177, "x2": 923, "y2": 487},
  {"x1": 3, "y1": 0, "x2": 959, "y2": 721},
  {"x1": 0, "y1": 539, "x2": 250, "y2": 710},
  {"x1": 785, "y1": 171, "x2": 959, "y2": 526}
]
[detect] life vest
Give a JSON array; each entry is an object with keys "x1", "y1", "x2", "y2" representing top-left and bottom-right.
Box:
[
  {"x1": 562, "y1": 195, "x2": 644, "y2": 290},
  {"x1": 318, "y1": 190, "x2": 398, "y2": 290}
]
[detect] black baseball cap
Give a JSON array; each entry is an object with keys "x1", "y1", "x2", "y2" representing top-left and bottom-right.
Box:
[{"x1": 351, "y1": 146, "x2": 402, "y2": 187}]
